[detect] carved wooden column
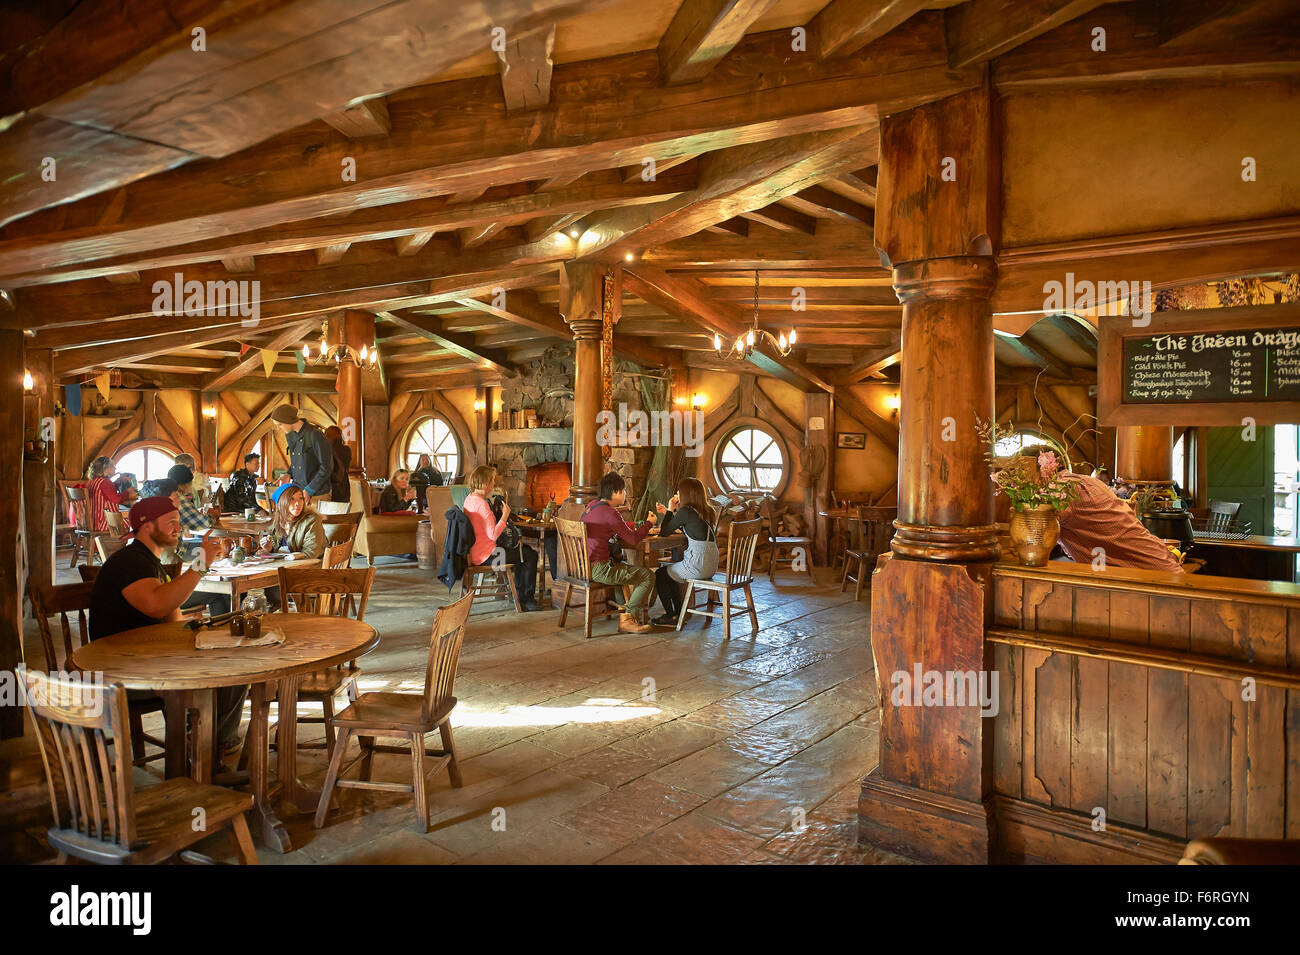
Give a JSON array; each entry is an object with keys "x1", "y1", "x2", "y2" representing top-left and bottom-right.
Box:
[
  {"x1": 1, "y1": 321, "x2": 25, "y2": 738},
  {"x1": 23, "y1": 348, "x2": 56, "y2": 600},
  {"x1": 860, "y1": 84, "x2": 1000, "y2": 864},
  {"x1": 1116, "y1": 425, "x2": 1173, "y2": 483},
  {"x1": 335, "y1": 310, "x2": 373, "y2": 479},
  {"x1": 560, "y1": 262, "x2": 613, "y2": 507},
  {"x1": 199, "y1": 390, "x2": 219, "y2": 474}
]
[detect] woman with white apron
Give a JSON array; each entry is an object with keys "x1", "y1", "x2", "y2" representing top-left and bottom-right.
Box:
[{"x1": 652, "y1": 477, "x2": 721, "y2": 626}]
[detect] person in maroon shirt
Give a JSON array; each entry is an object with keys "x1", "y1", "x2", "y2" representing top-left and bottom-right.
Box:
[{"x1": 582, "y1": 472, "x2": 659, "y2": 633}]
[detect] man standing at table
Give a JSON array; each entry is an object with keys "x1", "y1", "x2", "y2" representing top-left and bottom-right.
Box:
[
  {"x1": 271, "y1": 404, "x2": 333, "y2": 504},
  {"x1": 89, "y1": 497, "x2": 248, "y2": 767}
]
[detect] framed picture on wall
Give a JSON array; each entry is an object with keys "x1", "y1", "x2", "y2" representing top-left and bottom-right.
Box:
[{"x1": 837, "y1": 432, "x2": 867, "y2": 450}]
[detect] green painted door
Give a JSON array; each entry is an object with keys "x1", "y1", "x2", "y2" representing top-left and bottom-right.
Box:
[{"x1": 1206, "y1": 425, "x2": 1274, "y2": 535}]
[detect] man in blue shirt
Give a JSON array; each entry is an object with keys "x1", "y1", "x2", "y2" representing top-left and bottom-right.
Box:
[{"x1": 270, "y1": 404, "x2": 334, "y2": 503}]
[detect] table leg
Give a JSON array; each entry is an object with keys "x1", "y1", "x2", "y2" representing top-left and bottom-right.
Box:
[
  {"x1": 276, "y1": 674, "x2": 322, "y2": 812},
  {"x1": 248, "y1": 681, "x2": 291, "y2": 853},
  {"x1": 162, "y1": 691, "x2": 188, "y2": 780},
  {"x1": 186, "y1": 689, "x2": 215, "y2": 784}
]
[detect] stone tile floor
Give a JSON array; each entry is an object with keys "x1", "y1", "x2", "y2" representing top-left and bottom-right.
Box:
[{"x1": 4, "y1": 558, "x2": 914, "y2": 865}]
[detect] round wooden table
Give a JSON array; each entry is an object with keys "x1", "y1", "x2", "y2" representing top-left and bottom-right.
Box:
[{"x1": 72, "y1": 615, "x2": 379, "y2": 852}]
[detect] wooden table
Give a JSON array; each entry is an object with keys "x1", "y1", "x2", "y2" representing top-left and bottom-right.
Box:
[
  {"x1": 207, "y1": 517, "x2": 274, "y2": 538},
  {"x1": 819, "y1": 508, "x2": 864, "y2": 564},
  {"x1": 71, "y1": 615, "x2": 379, "y2": 852},
  {"x1": 1191, "y1": 534, "x2": 1300, "y2": 583},
  {"x1": 515, "y1": 518, "x2": 556, "y2": 598},
  {"x1": 192, "y1": 553, "x2": 323, "y2": 607},
  {"x1": 627, "y1": 532, "x2": 685, "y2": 622}
]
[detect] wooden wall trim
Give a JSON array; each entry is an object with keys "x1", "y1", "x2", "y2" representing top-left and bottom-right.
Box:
[
  {"x1": 987, "y1": 626, "x2": 1300, "y2": 690},
  {"x1": 993, "y1": 796, "x2": 1186, "y2": 866},
  {"x1": 993, "y1": 561, "x2": 1300, "y2": 609}
]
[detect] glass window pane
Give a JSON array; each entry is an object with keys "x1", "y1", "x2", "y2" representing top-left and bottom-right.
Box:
[{"x1": 717, "y1": 426, "x2": 785, "y2": 493}]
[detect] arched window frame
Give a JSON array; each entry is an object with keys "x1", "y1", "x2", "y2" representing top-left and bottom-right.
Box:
[
  {"x1": 113, "y1": 441, "x2": 182, "y2": 482},
  {"x1": 403, "y1": 414, "x2": 462, "y2": 482},
  {"x1": 712, "y1": 419, "x2": 790, "y2": 497}
]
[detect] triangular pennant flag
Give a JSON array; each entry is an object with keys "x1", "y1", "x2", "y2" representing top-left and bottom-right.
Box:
[
  {"x1": 94, "y1": 372, "x2": 111, "y2": 401},
  {"x1": 260, "y1": 348, "x2": 277, "y2": 378},
  {"x1": 295, "y1": 350, "x2": 306, "y2": 375},
  {"x1": 65, "y1": 384, "x2": 81, "y2": 416},
  {"x1": 239, "y1": 342, "x2": 251, "y2": 358}
]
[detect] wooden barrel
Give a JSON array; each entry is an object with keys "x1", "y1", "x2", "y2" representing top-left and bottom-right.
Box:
[{"x1": 416, "y1": 519, "x2": 436, "y2": 570}]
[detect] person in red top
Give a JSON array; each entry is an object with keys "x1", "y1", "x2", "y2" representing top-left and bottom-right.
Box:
[
  {"x1": 84, "y1": 456, "x2": 136, "y2": 534},
  {"x1": 1008, "y1": 446, "x2": 1184, "y2": 574},
  {"x1": 581, "y1": 472, "x2": 659, "y2": 633}
]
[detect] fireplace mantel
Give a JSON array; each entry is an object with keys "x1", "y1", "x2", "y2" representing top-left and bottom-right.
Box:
[{"x1": 488, "y1": 427, "x2": 572, "y2": 446}]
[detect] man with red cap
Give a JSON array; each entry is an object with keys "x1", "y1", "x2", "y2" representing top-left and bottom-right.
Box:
[{"x1": 90, "y1": 497, "x2": 247, "y2": 765}]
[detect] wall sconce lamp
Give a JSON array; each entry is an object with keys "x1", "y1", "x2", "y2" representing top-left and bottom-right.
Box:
[
  {"x1": 473, "y1": 399, "x2": 486, "y2": 413},
  {"x1": 23, "y1": 370, "x2": 34, "y2": 392},
  {"x1": 691, "y1": 393, "x2": 706, "y2": 409},
  {"x1": 202, "y1": 405, "x2": 218, "y2": 420},
  {"x1": 884, "y1": 393, "x2": 901, "y2": 418}
]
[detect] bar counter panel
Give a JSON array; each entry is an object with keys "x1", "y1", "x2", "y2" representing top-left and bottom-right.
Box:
[{"x1": 986, "y1": 560, "x2": 1300, "y2": 863}]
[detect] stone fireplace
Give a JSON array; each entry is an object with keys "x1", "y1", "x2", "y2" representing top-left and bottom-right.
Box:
[
  {"x1": 525, "y1": 461, "x2": 571, "y2": 510},
  {"x1": 488, "y1": 426, "x2": 573, "y2": 510}
]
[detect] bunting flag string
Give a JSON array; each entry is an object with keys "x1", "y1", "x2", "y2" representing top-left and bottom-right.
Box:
[
  {"x1": 238, "y1": 342, "x2": 251, "y2": 358},
  {"x1": 65, "y1": 384, "x2": 82, "y2": 417},
  {"x1": 94, "y1": 372, "x2": 111, "y2": 401},
  {"x1": 260, "y1": 348, "x2": 278, "y2": 377},
  {"x1": 295, "y1": 349, "x2": 306, "y2": 375}
]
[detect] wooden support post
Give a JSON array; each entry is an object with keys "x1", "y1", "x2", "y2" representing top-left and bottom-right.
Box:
[
  {"x1": 859, "y1": 83, "x2": 1000, "y2": 863},
  {"x1": 22, "y1": 349, "x2": 56, "y2": 604},
  {"x1": 560, "y1": 262, "x2": 610, "y2": 508},
  {"x1": 804, "y1": 392, "x2": 833, "y2": 565},
  {"x1": 2, "y1": 323, "x2": 25, "y2": 738},
  {"x1": 363, "y1": 404, "x2": 389, "y2": 482},
  {"x1": 1115, "y1": 426, "x2": 1173, "y2": 483},
  {"x1": 475, "y1": 386, "x2": 491, "y2": 468},
  {"x1": 336, "y1": 310, "x2": 373, "y2": 479},
  {"x1": 199, "y1": 391, "x2": 218, "y2": 474}
]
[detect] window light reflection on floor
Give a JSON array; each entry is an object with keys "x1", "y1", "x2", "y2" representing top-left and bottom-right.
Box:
[{"x1": 345, "y1": 679, "x2": 660, "y2": 726}]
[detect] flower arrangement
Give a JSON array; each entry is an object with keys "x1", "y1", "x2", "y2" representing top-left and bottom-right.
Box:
[{"x1": 976, "y1": 418, "x2": 1081, "y2": 513}]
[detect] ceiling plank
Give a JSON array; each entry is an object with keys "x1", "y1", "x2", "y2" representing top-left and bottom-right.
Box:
[
  {"x1": 1159, "y1": 0, "x2": 1297, "y2": 48},
  {"x1": 793, "y1": 185, "x2": 874, "y2": 224},
  {"x1": 220, "y1": 255, "x2": 255, "y2": 273},
  {"x1": 392, "y1": 371, "x2": 505, "y2": 391},
  {"x1": 454, "y1": 291, "x2": 570, "y2": 338},
  {"x1": 946, "y1": 0, "x2": 1116, "y2": 69},
  {"x1": 997, "y1": 332, "x2": 1073, "y2": 379},
  {"x1": 497, "y1": 24, "x2": 556, "y2": 111},
  {"x1": 834, "y1": 342, "x2": 901, "y2": 384},
  {"x1": 394, "y1": 231, "x2": 437, "y2": 256},
  {"x1": 738, "y1": 204, "x2": 818, "y2": 235},
  {"x1": 657, "y1": 0, "x2": 781, "y2": 84},
  {"x1": 316, "y1": 243, "x2": 351, "y2": 266},
  {"x1": 460, "y1": 222, "x2": 508, "y2": 249},
  {"x1": 1047, "y1": 313, "x2": 1099, "y2": 359},
  {"x1": 321, "y1": 97, "x2": 392, "y2": 138},
  {"x1": 201, "y1": 321, "x2": 320, "y2": 392},
  {"x1": 381, "y1": 310, "x2": 519, "y2": 377},
  {"x1": 812, "y1": 0, "x2": 930, "y2": 59},
  {"x1": 0, "y1": 18, "x2": 976, "y2": 280},
  {"x1": 643, "y1": 218, "x2": 881, "y2": 269}
]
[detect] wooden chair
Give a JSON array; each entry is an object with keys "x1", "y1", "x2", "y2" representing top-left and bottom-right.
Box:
[
  {"x1": 321, "y1": 538, "x2": 355, "y2": 569},
  {"x1": 759, "y1": 496, "x2": 815, "y2": 583},
  {"x1": 1206, "y1": 500, "x2": 1243, "y2": 533},
  {"x1": 271, "y1": 566, "x2": 376, "y2": 754},
  {"x1": 458, "y1": 503, "x2": 522, "y2": 613},
  {"x1": 17, "y1": 665, "x2": 257, "y2": 865},
  {"x1": 677, "y1": 518, "x2": 762, "y2": 638},
  {"x1": 314, "y1": 591, "x2": 475, "y2": 832},
  {"x1": 76, "y1": 564, "x2": 99, "y2": 582},
  {"x1": 95, "y1": 507, "x2": 130, "y2": 563},
  {"x1": 554, "y1": 516, "x2": 623, "y2": 639},
  {"x1": 66, "y1": 486, "x2": 113, "y2": 568},
  {"x1": 315, "y1": 503, "x2": 363, "y2": 546},
  {"x1": 28, "y1": 581, "x2": 167, "y2": 768},
  {"x1": 841, "y1": 506, "x2": 897, "y2": 601}
]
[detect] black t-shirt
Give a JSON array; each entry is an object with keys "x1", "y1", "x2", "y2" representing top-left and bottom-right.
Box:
[{"x1": 89, "y1": 540, "x2": 169, "y2": 641}]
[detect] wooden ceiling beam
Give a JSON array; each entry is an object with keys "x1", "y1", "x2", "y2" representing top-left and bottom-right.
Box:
[
  {"x1": 454, "y1": 290, "x2": 570, "y2": 338},
  {"x1": 1159, "y1": 0, "x2": 1297, "y2": 48},
  {"x1": 322, "y1": 97, "x2": 392, "y2": 138},
  {"x1": 394, "y1": 231, "x2": 437, "y2": 257},
  {"x1": 834, "y1": 342, "x2": 901, "y2": 384},
  {"x1": 945, "y1": 0, "x2": 1112, "y2": 69},
  {"x1": 381, "y1": 310, "x2": 519, "y2": 377},
  {"x1": 497, "y1": 24, "x2": 556, "y2": 111},
  {"x1": 643, "y1": 218, "x2": 882, "y2": 269},
  {"x1": 705, "y1": 218, "x2": 750, "y2": 237},
  {"x1": 739, "y1": 204, "x2": 818, "y2": 235},
  {"x1": 460, "y1": 222, "x2": 508, "y2": 250},
  {"x1": 811, "y1": 0, "x2": 930, "y2": 59},
  {"x1": 624, "y1": 265, "x2": 835, "y2": 393},
  {"x1": 201, "y1": 321, "x2": 320, "y2": 392},
  {"x1": 996, "y1": 332, "x2": 1074, "y2": 380},
  {"x1": 0, "y1": 18, "x2": 976, "y2": 279},
  {"x1": 392, "y1": 371, "x2": 505, "y2": 391},
  {"x1": 792, "y1": 185, "x2": 874, "y2": 224},
  {"x1": 1046, "y1": 313, "x2": 1099, "y2": 359},
  {"x1": 657, "y1": 0, "x2": 781, "y2": 84},
  {"x1": 316, "y1": 243, "x2": 351, "y2": 266}
]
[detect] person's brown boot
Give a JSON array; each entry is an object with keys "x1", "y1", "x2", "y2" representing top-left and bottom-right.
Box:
[{"x1": 619, "y1": 613, "x2": 653, "y2": 633}]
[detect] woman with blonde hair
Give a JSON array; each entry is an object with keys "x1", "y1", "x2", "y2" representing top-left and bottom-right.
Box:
[
  {"x1": 652, "y1": 477, "x2": 720, "y2": 625},
  {"x1": 84, "y1": 455, "x2": 136, "y2": 534},
  {"x1": 462, "y1": 464, "x2": 540, "y2": 610},
  {"x1": 377, "y1": 467, "x2": 418, "y2": 513},
  {"x1": 259, "y1": 483, "x2": 325, "y2": 559}
]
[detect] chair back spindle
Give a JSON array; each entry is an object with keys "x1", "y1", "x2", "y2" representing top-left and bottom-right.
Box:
[
  {"x1": 555, "y1": 518, "x2": 592, "y2": 582},
  {"x1": 422, "y1": 592, "x2": 474, "y2": 722},
  {"x1": 276, "y1": 566, "x2": 375, "y2": 620},
  {"x1": 321, "y1": 538, "x2": 355, "y2": 570},
  {"x1": 28, "y1": 582, "x2": 96, "y2": 670},
  {"x1": 723, "y1": 519, "x2": 762, "y2": 585}
]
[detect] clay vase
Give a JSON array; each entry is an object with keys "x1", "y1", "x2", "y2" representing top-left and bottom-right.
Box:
[
  {"x1": 1008, "y1": 505, "x2": 1060, "y2": 567},
  {"x1": 229, "y1": 545, "x2": 246, "y2": 565}
]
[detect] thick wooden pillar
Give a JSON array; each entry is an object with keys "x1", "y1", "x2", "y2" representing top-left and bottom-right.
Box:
[
  {"x1": 199, "y1": 391, "x2": 219, "y2": 474},
  {"x1": 560, "y1": 262, "x2": 611, "y2": 508},
  {"x1": 22, "y1": 349, "x2": 56, "y2": 602},
  {"x1": 1115, "y1": 425, "x2": 1173, "y2": 483},
  {"x1": 804, "y1": 392, "x2": 834, "y2": 565},
  {"x1": 2, "y1": 324, "x2": 25, "y2": 738},
  {"x1": 860, "y1": 84, "x2": 1000, "y2": 863},
  {"x1": 335, "y1": 310, "x2": 373, "y2": 478}
]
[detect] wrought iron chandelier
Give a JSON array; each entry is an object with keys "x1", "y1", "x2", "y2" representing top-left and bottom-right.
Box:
[
  {"x1": 713, "y1": 269, "x2": 796, "y2": 360},
  {"x1": 301, "y1": 320, "x2": 379, "y2": 368}
]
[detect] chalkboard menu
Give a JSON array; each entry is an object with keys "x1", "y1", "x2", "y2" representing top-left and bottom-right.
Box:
[{"x1": 1122, "y1": 327, "x2": 1300, "y2": 404}]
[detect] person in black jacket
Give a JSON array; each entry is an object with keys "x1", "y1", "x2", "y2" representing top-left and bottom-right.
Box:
[
  {"x1": 224, "y1": 452, "x2": 264, "y2": 514},
  {"x1": 437, "y1": 505, "x2": 476, "y2": 590},
  {"x1": 410, "y1": 454, "x2": 442, "y2": 513},
  {"x1": 324, "y1": 425, "x2": 352, "y2": 504},
  {"x1": 271, "y1": 404, "x2": 333, "y2": 502}
]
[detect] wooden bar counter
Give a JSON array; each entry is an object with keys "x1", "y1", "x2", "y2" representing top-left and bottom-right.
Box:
[
  {"x1": 983, "y1": 558, "x2": 1300, "y2": 863},
  {"x1": 1189, "y1": 534, "x2": 1300, "y2": 583}
]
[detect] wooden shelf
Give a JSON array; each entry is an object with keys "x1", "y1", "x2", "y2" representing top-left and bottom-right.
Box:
[{"x1": 488, "y1": 428, "x2": 572, "y2": 445}]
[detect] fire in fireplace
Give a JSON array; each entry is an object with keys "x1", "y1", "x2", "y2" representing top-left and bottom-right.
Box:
[{"x1": 525, "y1": 462, "x2": 571, "y2": 511}]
